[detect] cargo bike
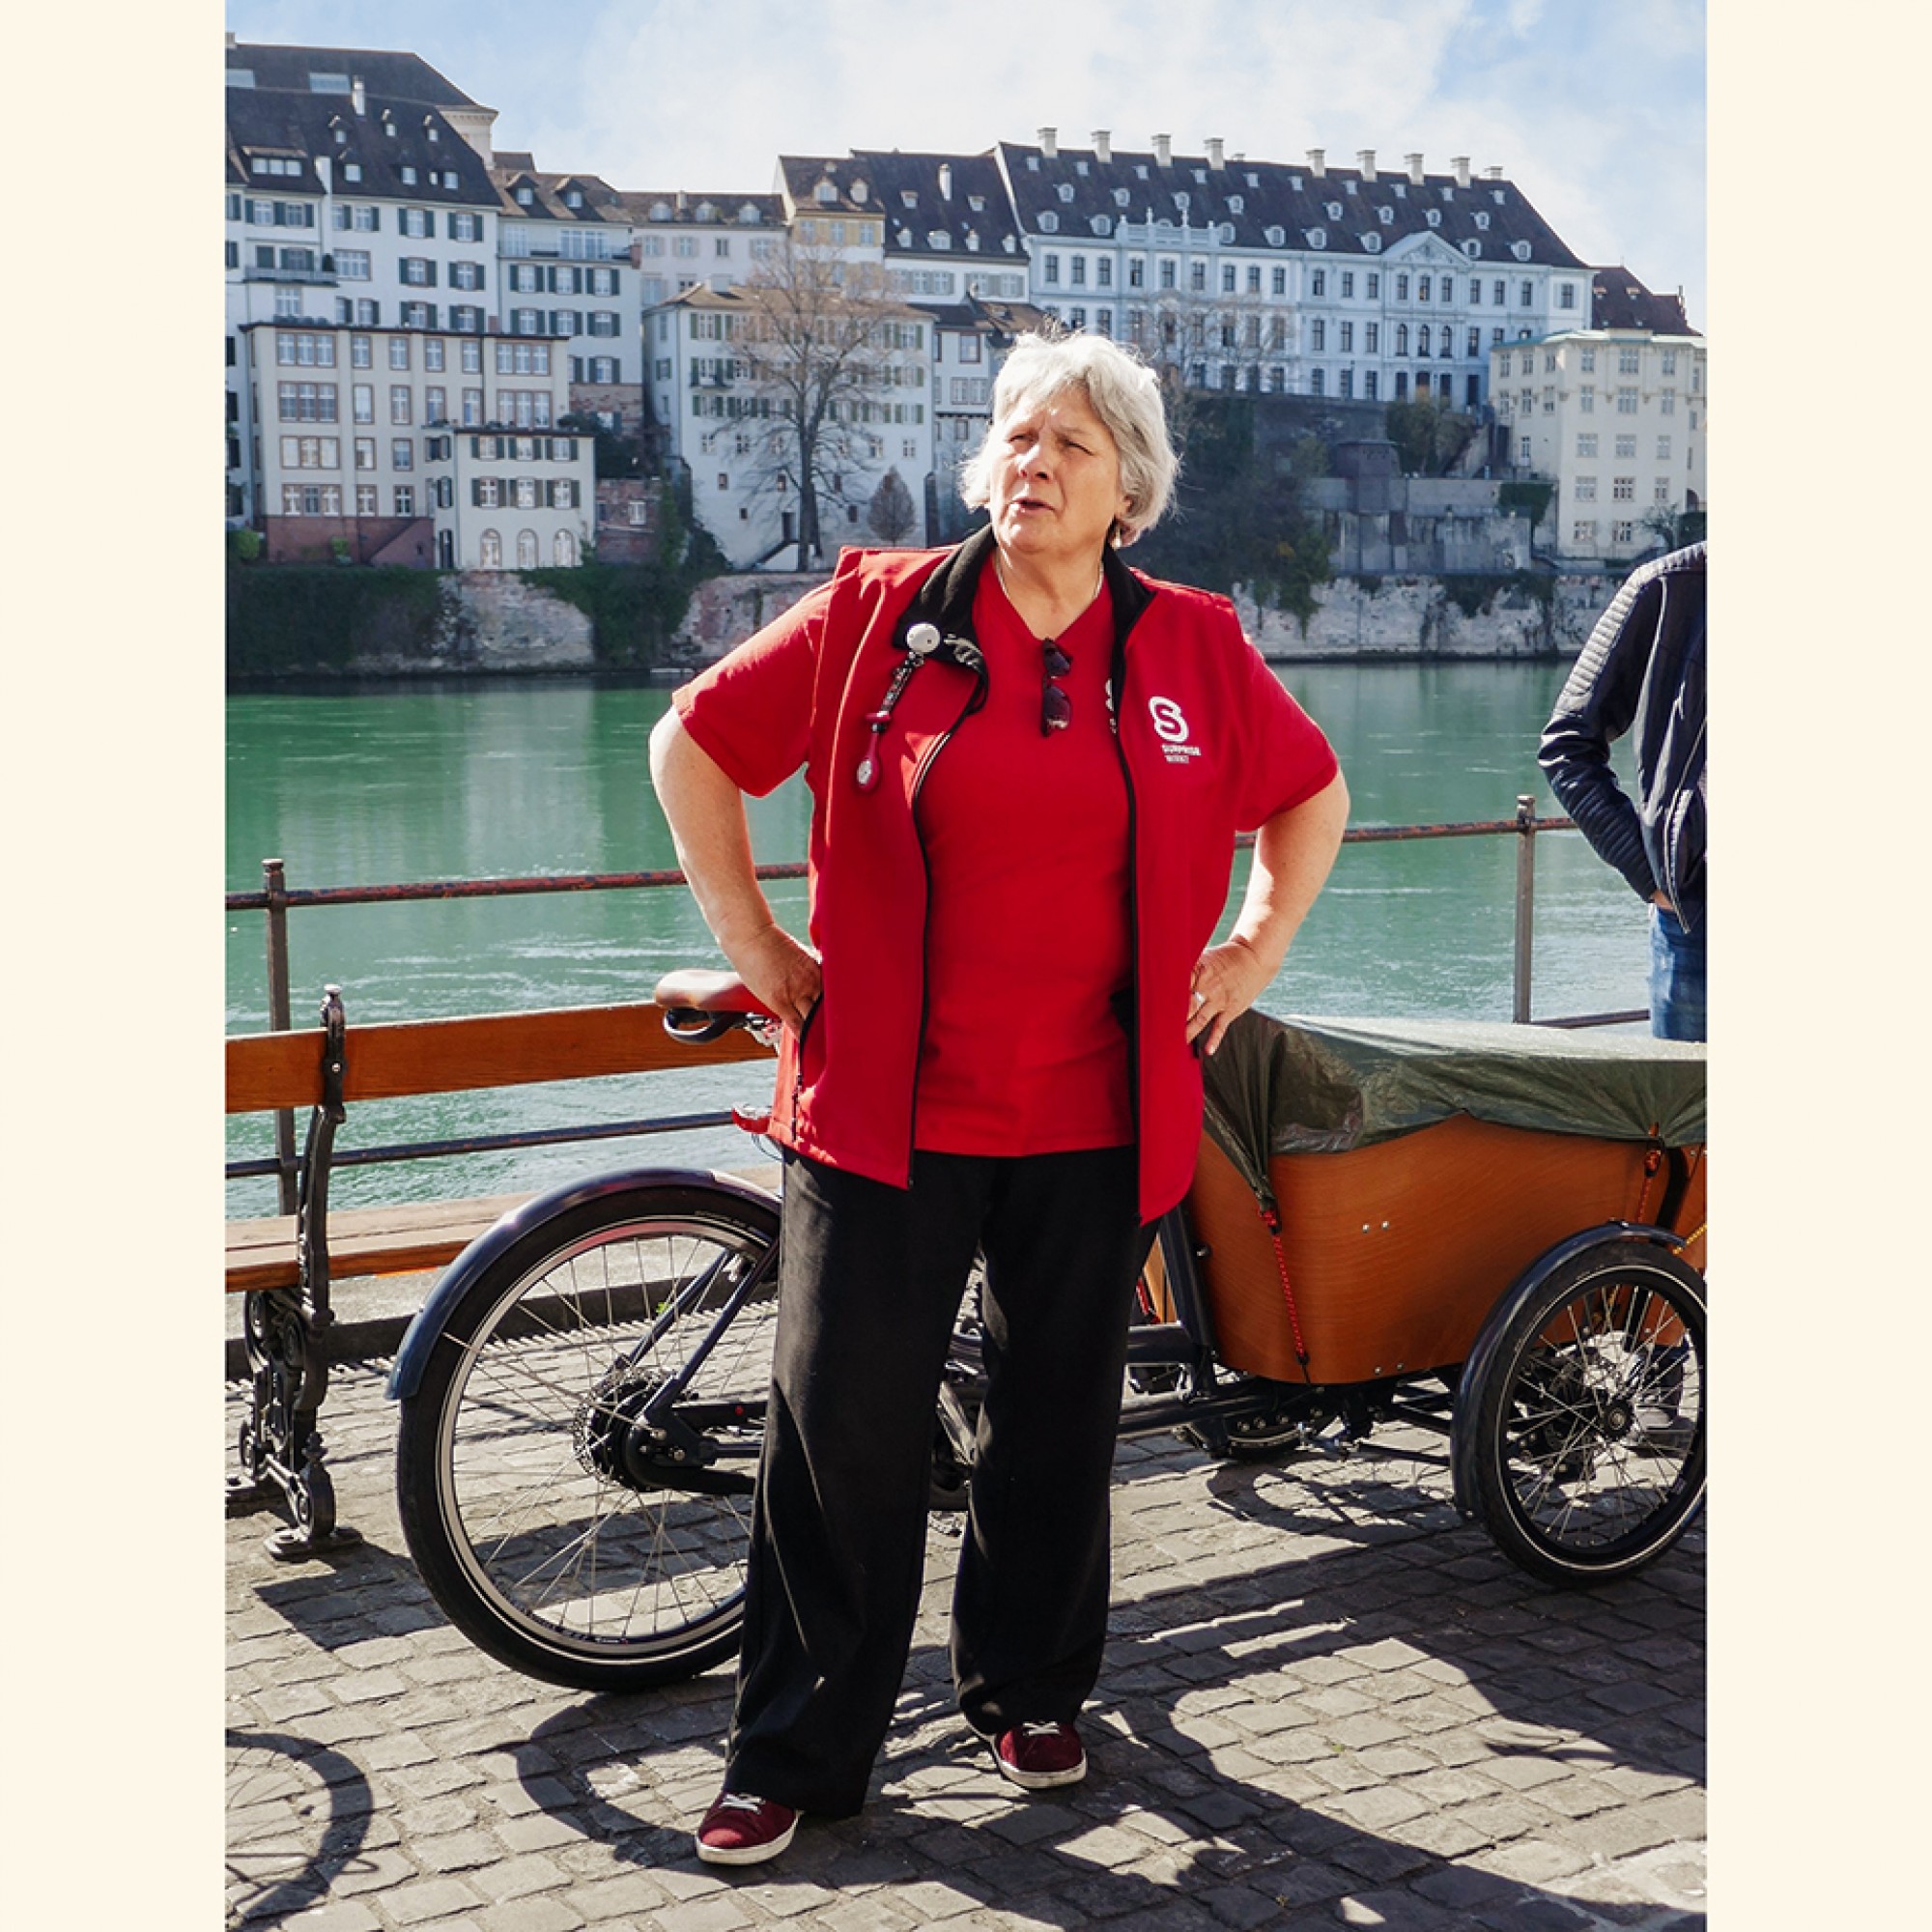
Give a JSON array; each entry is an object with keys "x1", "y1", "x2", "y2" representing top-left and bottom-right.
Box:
[{"x1": 387, "y1": 971, "x2": 1708, "y2": 1692}]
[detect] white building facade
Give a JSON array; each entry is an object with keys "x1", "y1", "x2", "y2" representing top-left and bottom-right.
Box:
[
  {"x1": 1493, "y1": 327, "x2": 1708, "y2": 567},
  {"x1": 994, "y1": 133, "x2": 1592, "y2": 410},
  {"x1": 242, "y1": 319, "x2": 582, "y2": 564},
  {"x1": 225, "y1": 43, "x2": 504, "y2": 527}
]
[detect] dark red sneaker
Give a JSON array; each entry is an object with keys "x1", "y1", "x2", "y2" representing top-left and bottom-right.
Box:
[
  {"x1": 992, "y1": 1720, "x2": 1087, "y2": 1790},
  {"x1": 694, "y1": 1789, "x2": 800, "y2": 1865}
]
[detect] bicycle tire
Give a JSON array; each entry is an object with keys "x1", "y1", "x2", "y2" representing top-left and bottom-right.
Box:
[
  {"x1": 395, "y1": 1181, "x2": 781, "y2": 1691},
  {"x1": 1465, "y1": 1238, "x2": 1706, "y2": 1586}
]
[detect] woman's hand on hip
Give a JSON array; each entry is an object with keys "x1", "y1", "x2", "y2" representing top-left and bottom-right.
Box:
[
  {"x1": 730, "y1": 923, "x2": 823, "y2": 1037},
  {"x1": 1186, "y1": 935, "x2": 1276, "y2": 1056}
]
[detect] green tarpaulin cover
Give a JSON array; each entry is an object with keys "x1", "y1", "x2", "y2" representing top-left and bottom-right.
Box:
[{"x1": 1202, "y1": 1010, "x2": 1708, "y2": 1207}]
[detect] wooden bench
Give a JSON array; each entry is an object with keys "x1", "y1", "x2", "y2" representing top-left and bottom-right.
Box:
[{"x1": 225, "y1": 986, "x2": 776, "y2": 1557}]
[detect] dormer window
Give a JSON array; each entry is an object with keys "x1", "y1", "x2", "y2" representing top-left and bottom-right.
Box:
[
  {"x1": 427, "y1": 124, "x2": 440, "y2": 143},
  {"x1": 1057, "y1": 183, "x2": 1074, "y2": 202},
  {"x1": 1192, "y1": 168, "x2": 1207, "y2": 184},
  {"x1": 1425, "y1": 209, "x2": 1441, "y2": 227},
  {"x1": 1074, "y1": 160, "x2": 1089, "y2": 177},
  {"x1": 1026, "y1": 156, "x2": 1039, "y2": 171},
  {"x1": 815, "y1": 181, "x2": 838, "y2": 204},
  {"x1": 1378, "y1": 205, "x2": 1394, "y2": 224},
  {"x1": 1113, "y1": 186, "x2": 1130, "y2": 208},
  {"x1": 1038, "y1": 210, "x2": 1059, "y2": 233},
  {"x1": 1264, "y1": 224, "x2": 1286, "y2": 246},
  {"x1": 1463, "y1": 240, "x2": 1482, "y2": 258},
  {"x1": 1217, "y1": 222, "x2": 1235, "y2": 243},
  {"x1": 1090, "y1": 214, "x2": 1113, "y2": 237},
  {"x1": 1173, "y1": 190, "x2": 1189, "y2": 212},
  {"x1": 332, "y1": 126, "x2": 348, "y2": 145},
  {"x1": 900, "y1": 190, "x2": 918, "y2": 209},
  {"x1": 1306, "y1": 227, "x2": 1327, "y2": 249},
  {"x1": 968, "y1": 194, "x2": 986, "y2": 211},
  {"x1": 739, "y1": 203, "x2": 760, "y2": 222},
  {"x1": 1361, "y1": 232, "x2": 1382, "y2": 253},
  {"x1": 1325, "y1": 201, "x2": 1342, "y2": 220},
  {"x1": 344, "y1": 162, "x2": 361, "y2": 182},
  {"x1": 1392, "y1": 182, "x2": 1406, "y2": 198},
  {"x1": 1227, "y1": 194, "x2": 1243, "y2": 213},
  {"x1": 928, "y1": 230, "x2": 952, "y2": 249},
  {"x1": 696, "y1": 201, "x2": 717, "y2": 221},
  {"x1": 1492, "y1": 187, "x2": 1507, "y2": 204},
  {"x1": 1511, "y1": 240, "x2": 1532, "y2": 261},
  {"x1": 401, "y1": 166, "x2": 417, "y2": 185},
  {"x1": 1473, "y1": 211, "x2": 1491, "y2": 230},
  {"x1": 851, "y1": 181, "x2": 868, "y2": 203}
]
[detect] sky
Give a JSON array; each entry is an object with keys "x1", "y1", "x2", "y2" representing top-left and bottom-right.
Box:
[{"x1": 223, "y1": 0, "x2": 1708, "y2": 327}]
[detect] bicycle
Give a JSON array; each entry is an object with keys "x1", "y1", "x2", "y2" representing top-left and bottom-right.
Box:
[{"x1": 387, "y1": 969, "x2": 1707, "y2": 1692}]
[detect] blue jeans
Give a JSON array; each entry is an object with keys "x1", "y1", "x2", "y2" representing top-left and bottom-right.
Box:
[{"x1": 1650, "y1": 903, "x2": 1706, "y2": 1041}]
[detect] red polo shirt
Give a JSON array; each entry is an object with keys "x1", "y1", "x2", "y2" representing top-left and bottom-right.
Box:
[{"x1": 912, "y1": 569, "x2": 1133, "y2": 1155}]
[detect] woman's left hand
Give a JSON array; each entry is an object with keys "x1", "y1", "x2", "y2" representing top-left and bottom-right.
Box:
[{"x1": 1186, "y1": 935, "x2": 1277, "y2": 1056}]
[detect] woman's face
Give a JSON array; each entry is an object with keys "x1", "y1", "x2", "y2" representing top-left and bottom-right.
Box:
[{"x1": 987, "y1": 386, "x2": 1133, "y2": 573}]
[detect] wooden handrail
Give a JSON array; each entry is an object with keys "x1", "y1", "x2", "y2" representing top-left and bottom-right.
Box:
[{"x1": 225, "y1": 999, "x2": 776, "y2": 1115}]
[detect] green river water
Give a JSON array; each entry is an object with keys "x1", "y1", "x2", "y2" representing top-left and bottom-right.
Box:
[{"x1": 225, "y1": 662, "x2": 1645, "y2": 1212}]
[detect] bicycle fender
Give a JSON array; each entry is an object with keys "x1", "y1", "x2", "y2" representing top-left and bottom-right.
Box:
[
  {"x1": 384, "y1": 1165, "x2": 782, "y2": 1403},
  {"x1": 1447, "y1": 1220, "x2": 1696, "y2": 1520}
]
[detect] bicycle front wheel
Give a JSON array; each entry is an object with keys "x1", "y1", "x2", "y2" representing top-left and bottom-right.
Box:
[{"x1": 395, "y1": 1182, "x2": 781, "y2": 1691}]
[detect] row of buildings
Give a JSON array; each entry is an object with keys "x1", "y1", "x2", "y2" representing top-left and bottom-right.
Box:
[{"x1": 225, "y1": 37, "x2": 1705, "y2": 575}]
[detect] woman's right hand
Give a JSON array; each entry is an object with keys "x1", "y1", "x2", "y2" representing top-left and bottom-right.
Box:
[{"x1": 729, "y1": 923, "x2": 822, "y2": 1036}]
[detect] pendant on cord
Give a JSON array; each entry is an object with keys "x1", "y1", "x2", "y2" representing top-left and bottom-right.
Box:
[{"x1": 855, "y1": 622, "x2": 941, "y2": 790}]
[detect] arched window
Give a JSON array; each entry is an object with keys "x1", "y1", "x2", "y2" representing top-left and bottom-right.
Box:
[
  {"x1": 1417, "y1": 325, "x2": 1432, "y2": 356},
  {"x1": 517, "y1": 528, "x2": 538, "y2": 569},
  {"x1": 553, "y1": 528, "x2": 575, "y2": 566},
  {"x1": 479, "y1": 528, "x2": 501, "y2": 569},
  {"x1": 1395, "y1": 323, "x2": 1409, "y2": 355}
]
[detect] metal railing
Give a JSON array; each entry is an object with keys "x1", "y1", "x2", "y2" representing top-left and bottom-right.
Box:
[{"x1": 227, "y1": 799, "x2": 1640, "y2": 1209}]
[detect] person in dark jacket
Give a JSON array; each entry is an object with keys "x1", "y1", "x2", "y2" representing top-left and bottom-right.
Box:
[
  {"x1": 650, "y1": 330, "x2": 1349, "y2": 1864},
  {"x1": 1538, "y1": 542, "x2": 1706, "y2": 1040}
]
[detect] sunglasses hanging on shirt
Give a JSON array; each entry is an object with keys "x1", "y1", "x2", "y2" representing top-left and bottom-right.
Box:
[{"x1": 1040, "y1": 640, "x2": 1073, "y2": 736}]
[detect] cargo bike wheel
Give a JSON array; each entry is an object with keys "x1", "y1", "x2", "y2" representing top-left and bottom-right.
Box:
[
  {"x1": 1456, "y1": 1234, "x2": 1706, "y2": 1586},
  {"x1": 394, "y1": 1182, "x2": 781, "y2": 1691}
]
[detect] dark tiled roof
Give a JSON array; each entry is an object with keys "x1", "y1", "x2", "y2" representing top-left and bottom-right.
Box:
[
  {"x1": 1590, "y1": 266, "x2": 1699, "y2": 336},
  {"x1": 615, "y1": 190, "x2": 786, "y2": 227},
  {"x1": 493, "y1": 168, "x2": 631, "y2": 224},
  {"x1": 226, "y1": 85, "x2": 499, "y2": 204},
  {"x1": 225, "y1": 43, "x2": 477, "y2": 107},
  {"x1": 991, "y1": 139, "x2": 1588, "y2": 270},
  {"x1": 781, "y1": 151, "x2": 1026, "y2": 262}
]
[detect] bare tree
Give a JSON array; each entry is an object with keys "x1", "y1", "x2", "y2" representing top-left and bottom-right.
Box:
[{"x1": 731, "y1": 233, "x2": 927, "y2": 570}]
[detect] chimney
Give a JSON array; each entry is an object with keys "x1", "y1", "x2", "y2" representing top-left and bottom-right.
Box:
[
  {"x1": 352, "y1": 75, "x2": 366, "y2": 116},
  {"x1": 1038, "y1": 127, "x2": 1058, "y2": 159},
  {"x1": 225, "y1": 29, "x2": 236, "y2": 46},
  {"x1": 1452, "y1": 155, "x2": 1471, "y2": 187},
  {"x1": 1306, "y1": 147, "x2": 1325, "y2": 178},
  {"x1": 1153, "y1": 132, "x2": 1172, "y2": 167},
  {"x1": 1485, "y1": 165, "x2": 1504, "y2": 181},
  {"x1": 1356, "y1": 149, "x2": 1377, "y2": 182},
  {"x1": 1092, "y1": 129, "x2": 1111, "y2": 164},
  {"x1": 938, "y1": 161, "x2": 952, "y2": 201},
  {"x1": 1406, "y1": 152, "x2": 1425, "y2": 185},
  {"x1": 1206, "y1": 137, "x2": 1225, "y2": 171}
]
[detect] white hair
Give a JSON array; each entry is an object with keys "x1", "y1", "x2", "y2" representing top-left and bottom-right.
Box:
[{"x1": 958, "y1": 331, "x2": 1179, "y2": 547}]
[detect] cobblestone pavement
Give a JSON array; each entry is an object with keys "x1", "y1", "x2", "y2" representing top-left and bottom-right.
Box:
[{"x1": 226, "y1": 1359, "x2": 1705, "y2": 1931}]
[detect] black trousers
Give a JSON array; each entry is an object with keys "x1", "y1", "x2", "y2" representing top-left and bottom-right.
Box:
[{"x1": 725, "y1": 1144, "x2": 1151, "y2": 1817}]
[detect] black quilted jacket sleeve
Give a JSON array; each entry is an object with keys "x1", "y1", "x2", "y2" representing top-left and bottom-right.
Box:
[{"x1": 1537, "y1": 565, "x2": 1667, "y2": 903}]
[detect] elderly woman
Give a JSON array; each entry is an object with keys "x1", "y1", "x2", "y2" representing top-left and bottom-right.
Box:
[{"x1": 649, "y1": 330, "x2": 1349, "y2": 1864}]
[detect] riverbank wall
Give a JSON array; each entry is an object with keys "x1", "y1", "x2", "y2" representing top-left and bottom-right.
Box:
[
  {"x1": 664, "y1": 566, "x2": 1613, "y2": 671},
  {"x1": 227, "y1": 561, "x2": 1617, "y2": 680}
]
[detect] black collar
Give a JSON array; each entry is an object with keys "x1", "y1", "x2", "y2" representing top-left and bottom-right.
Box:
[{"x1": 894, "y1": 524, "x2": 1157, "y2": 667}]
